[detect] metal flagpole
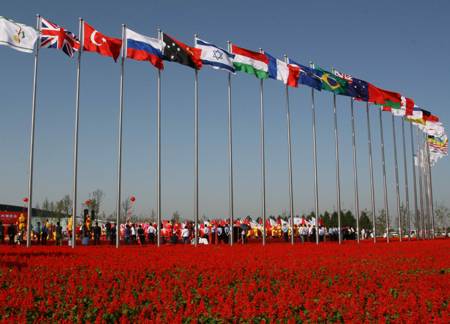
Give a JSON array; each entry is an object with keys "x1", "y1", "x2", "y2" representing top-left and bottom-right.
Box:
[
  {"x1": 391, "y1": 114, "x2": 402, "y2": 241},
  {"x1": 425, "y1": 135, "x2": 435, "y2": 238},
  {"x1": 227, "y1": 41, "x2": 234, "y2": 246},
  {"x1": 259, "y1": 48, "x2": 267, "y2": 246},
  {"x1": 417, "y1": 127, "x2": 424, "y2": 239},
  {"x1": 156, "y1": 28, "x2": 162, "y2": 247},
  {"x1": 366, "y1": 103, "x2": 377, "y2": 242},
  {"x1": 116, "y1": 24, "x2": 126, "y2": 248},
  {"x1": 378, "y1": 107, "x2": 390, "y2": 242},
  {"x1": 332, "y1": 88, "x2": 342, "y2": 244},
  {"x1": 350, "y1": 98, "x2": 360, "y2": 242},
  {"x1": 71, "y1": 18, "x2": 83, "y2": 248},
  {"x1": 401, "y1": 119, "x2": 411, "y2": 240},
  {"x1": 26, "y1": 14, "x2": 41, "y2": 248},
  {"x1": 310, "y1": 62, "x2": 319, "y2": 245},
  {"x1": 284, "y1": 55, "x2": 295, "y2": 245},
  {"x1": 409, "y1": 122, "x2": 419, "y2": 240},
  {"x1": 422, "y1": 144, "x2": 430, "y2": 239},
  {"x1": 194, "y1": 34, "x2": 200, "y2": 246}
]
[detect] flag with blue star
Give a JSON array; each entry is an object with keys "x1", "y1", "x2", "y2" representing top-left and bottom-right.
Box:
[{"x1": 195, "y1": 38, "x2": 235, "y2": 73}]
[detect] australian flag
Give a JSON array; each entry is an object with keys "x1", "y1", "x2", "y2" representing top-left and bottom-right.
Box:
[{"x1": 288, "y1": 58, "x2": 322, "y2": 91}]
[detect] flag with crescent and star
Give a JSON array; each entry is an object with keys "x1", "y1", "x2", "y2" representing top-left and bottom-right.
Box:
[
  {"x1": 195, "y1": 37, "x2": 234, "y2": 73},
  {"x1": 162, "y1": 33, "x2": 202, "y2": 70},
  {"x1": 83, "y1": 22, "x2": 122, "y2": 61},
  {"x1": 40, "y1": 17, "x2": 80, "y2": 58}
]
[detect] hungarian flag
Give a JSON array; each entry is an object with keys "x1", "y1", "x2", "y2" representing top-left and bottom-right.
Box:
[
  {"x1": 83, "y1": 22, "x2": 122, "y2": 61},
  {"x1": 231, "y1": 44, "x2": 269, "y2": 79},
  {"x1": 265, "y1": 52, "x2": 300, "y2": 87},
  {"x1": 162, "y1": 33, "x2": 202, "y2": 69}
]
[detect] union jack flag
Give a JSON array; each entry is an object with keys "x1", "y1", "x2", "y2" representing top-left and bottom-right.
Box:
[{"x1": 40, "y1": 17, "x2": 80, "y2": 57}]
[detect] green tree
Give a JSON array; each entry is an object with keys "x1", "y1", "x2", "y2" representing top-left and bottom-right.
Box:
[{"x1": 359, "y1": 210, "x2": 373, "y2": 230}]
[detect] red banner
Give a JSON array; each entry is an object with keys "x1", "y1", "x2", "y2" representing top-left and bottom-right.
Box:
[{"x1": 0, "y1": 211, "x2": 24, "y2": 224}]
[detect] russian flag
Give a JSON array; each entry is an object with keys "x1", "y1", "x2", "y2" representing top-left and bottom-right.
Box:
[{"x1": 125, "y1": 27, "x2": 164, "y2": 69}]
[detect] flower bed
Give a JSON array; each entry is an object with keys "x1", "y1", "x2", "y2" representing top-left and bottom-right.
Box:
[{"x1": 0, "y1": 240, "x2": 448, "y2": 322}]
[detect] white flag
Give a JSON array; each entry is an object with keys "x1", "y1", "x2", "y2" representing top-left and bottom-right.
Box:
[
  {"x1": 195, "y1": 37, "x2": 235, "y2": 73},
  {"x1": 0, "y1": 16, "x2": 38, "y2": 53}
]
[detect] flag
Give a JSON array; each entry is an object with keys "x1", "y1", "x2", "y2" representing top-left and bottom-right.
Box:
[
  {"x1": 195, "y1": 38, "x2": 234, "y2": 73},
  {"x1": 230, "y1": 44, "x2": 268, "y2": 79},
  {"x1": 333, "y1": 69, "x2": 370, "y2": 101},
  {"x1": 0, "y1": 16, "x2": 38, "y2": 53},
  {"x1": 125, "y1": 27, "x2": 164, "y2": 69},
  {"x1": 265, "y1": 52, "x2": 300, "y2": 87},
  {"x1": 406, "y1": 106, "x2": 424, "y2": 124},
  {"x1": 162, "y1": 33, "x2": 202, "y2": 69},
  {"x1": 83, "y1": 22, "x2": 122, "y2": 61},
  {"x1": 315, "y1": 67, "x2": 348, "y2": 95},
  {"x1": 40, "y1": 17, "x2": 80, "y2": 57},
  {"x1": 288, "y1": 58, "x2": 322, "y2": 91}
]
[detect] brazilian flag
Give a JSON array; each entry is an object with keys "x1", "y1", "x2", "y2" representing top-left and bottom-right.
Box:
[{"x1": 316, "y1": 67, "x2": 349, "y2": 95}]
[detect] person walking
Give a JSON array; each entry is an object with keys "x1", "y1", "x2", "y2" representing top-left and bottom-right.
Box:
[
  {"x1": 137, "y1": 225, "x2": 145, "y2": 245},
  {"x1": 55, "y1": 222, "x2": 62, "y2": 246},
  {"x1": 0, "y1": 221, "x2": 4, "y2": 244},
  {"x1": 93, "y1": 222, "x2": 101, "y2": 245},
  {"x1": 7, "y1": 223, "x2": 16, "y2": 245},
  {"x1": 110, "y1": 223, "x2": 116, "y2": 245},
  {"x1": 182, "y1": 226, "x2": 190, "y2": 244}
]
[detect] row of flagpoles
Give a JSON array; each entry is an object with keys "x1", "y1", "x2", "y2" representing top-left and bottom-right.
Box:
[{"x1": 0, "y1": 15, "x2": 446, "y2": 247}]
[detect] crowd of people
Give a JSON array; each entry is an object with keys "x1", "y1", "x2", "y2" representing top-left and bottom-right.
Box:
[{"x1": 0, "y1": 215, "x2": 371, "y2": 246}]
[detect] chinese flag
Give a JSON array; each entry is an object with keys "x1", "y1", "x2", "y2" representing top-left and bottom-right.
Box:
[{"x1": 83, "y1": 22, "x2": 122, "y2": 61}]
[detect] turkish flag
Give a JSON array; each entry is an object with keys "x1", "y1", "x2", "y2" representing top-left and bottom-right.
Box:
[{"x1": 83, "y1": 22, "x2": 122, "y2": 61}]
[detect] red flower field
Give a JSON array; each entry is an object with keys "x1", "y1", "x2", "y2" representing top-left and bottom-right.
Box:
[{"x1": 0, "y1": 240, "x2": 448, "y2": 322}]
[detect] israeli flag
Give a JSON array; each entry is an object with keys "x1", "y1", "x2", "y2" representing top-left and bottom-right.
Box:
[{"x1": 195, "y1": 37, "x2": 235, "y2": 73}]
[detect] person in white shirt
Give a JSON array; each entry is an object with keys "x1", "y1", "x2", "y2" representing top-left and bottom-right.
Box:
[
  {"x1": 147, "y1": 224, "x2": 156, "y2": 244},
  {"x1": 182, "y1": 227, "x2": 190, "y2": 244}
]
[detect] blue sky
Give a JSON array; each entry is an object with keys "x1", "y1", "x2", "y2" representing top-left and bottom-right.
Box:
[{"x1": 1, "y1": 0, "x2": 449, "y2": 220}]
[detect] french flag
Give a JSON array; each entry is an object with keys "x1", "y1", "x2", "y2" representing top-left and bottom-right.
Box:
[{"x1": 125, "y1": 27, "x2": 164, "y2": 69}]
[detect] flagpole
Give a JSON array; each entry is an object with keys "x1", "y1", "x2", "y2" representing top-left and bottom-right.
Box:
[
  {"x1": 71, "y1": 18, "x2": 83, "y2": 248},
  {"x1": 391, "y1": 114, "x2": 402, "y2": 241},
  {"x1": 310, "y1": 62, "x2": 319, "y2": 245},
  {"x1": 366, "y1": 103, "x2": 377, "y2": 243},
  {"x1": 227, "y1": 41, "x2": 234, "y2": 246},
  {"x1": 284, "y1": 55, "x2": 295, "y2": 245},
  {"x1": 350, "y1": 98, "x2": 360, "y2": 242},
  {"x1": 194, "y1": 34, "x2": 200, "y2": 246},
  {"x1": 409, "y1": 122, "x2": 419, "y2": 239},
  {"x1": 401, "y1": 119, "x2": 411, "y2": 240},
  {"x1": 425, "y1": 135, "x2": 435, "y2": 238},
  {"x1": 156, "y1": 28, "x2": 162, "y2": 247},
  {"x1": 331, "y1": 74, "x2": 342, "y2": 244},
  {"x1": 26, "y1": 14, "x2": 41, "y2": 248},
  {"x1": 424, "y1": 135, "x2": 435, "y2": 239},
  {"x1": 417, "y1": 127, "x2": 425, "y2": 239},
  {"x1": 259, "y1": 48, "x2": 267, "y2": 246},
  {"x1": 378, "y1": 107, "x2": 390, "y2": 242},
  {"x1": 116, "y1": 24, "x2": 126, "y2": 248},
  {"x1": 422, "y1": 141, "x2": 430, "y2": 239}
]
